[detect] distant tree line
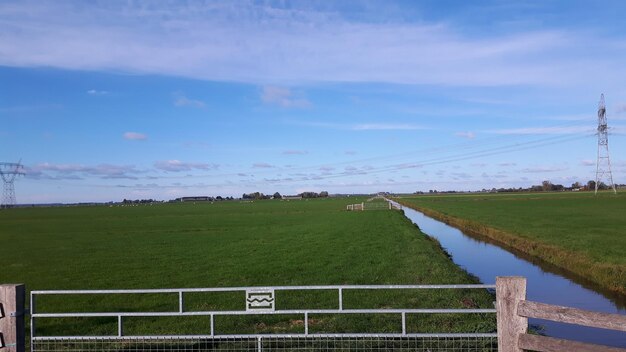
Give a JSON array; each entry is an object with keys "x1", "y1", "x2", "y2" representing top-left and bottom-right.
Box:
[
  {"x1": 300, "y1": 191, "x2": 329, "y2": 198},
  {"x1": 529, "y1": 180, "x2": 611, "y2": 192},
  {"x1": 242, "y1": 192, "x2": 273, "y2": 200},
  {"x1": 242, "y1": 191, "x2": 329, "y2": 200},
  {"x1": 122, "y1": 198, "x2": 160, "y2": 204},
  {"x1": 418, "y1": 180, "x2": 614, "y2": 194}
]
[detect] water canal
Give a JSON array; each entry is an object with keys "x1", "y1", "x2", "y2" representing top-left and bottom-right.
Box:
[{"x1": 393, "y1": 202, "x2": 626, "y2": 347}]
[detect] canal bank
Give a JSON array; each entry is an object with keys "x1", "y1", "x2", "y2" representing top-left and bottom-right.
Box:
[{"x1": 390, "y1": 200, "x2": 626, "y2": 347}]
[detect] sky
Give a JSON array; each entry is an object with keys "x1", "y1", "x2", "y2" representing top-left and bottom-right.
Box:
[{"x1": 1, "y1": 0, "x2": 626, "y2": 203}]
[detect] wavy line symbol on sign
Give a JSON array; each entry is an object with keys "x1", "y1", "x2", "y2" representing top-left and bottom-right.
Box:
[{"x1": 246, "y1": 289, "x2": 275, "y2": 311}]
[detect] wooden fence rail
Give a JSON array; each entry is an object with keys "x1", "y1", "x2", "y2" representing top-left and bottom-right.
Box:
[{"x1": 496, "y1": 276, "x2": 626, "y2": 352}]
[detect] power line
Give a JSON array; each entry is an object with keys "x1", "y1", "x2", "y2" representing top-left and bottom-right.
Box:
[{"x1": 34, "y1": 129, "x2": 593, "y2": 189}]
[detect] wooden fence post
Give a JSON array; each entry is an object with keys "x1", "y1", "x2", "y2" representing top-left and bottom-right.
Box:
[
  {"x1": 0, "y1": 284, "x2": 25, "y2": 352},
  {"x1": 496, "y1": 277, "x2": 527, "y2": 352}
]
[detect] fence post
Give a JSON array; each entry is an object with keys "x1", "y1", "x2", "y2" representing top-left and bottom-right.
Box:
[
  {"x1": 0, "y1": 284, "x2": 25, "y2": 352},
  {"x1": 496, "y1": 277, "x2": 527, "y2": 352}
]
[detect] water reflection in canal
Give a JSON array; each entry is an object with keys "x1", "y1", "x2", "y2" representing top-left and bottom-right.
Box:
[{"x1": 397, "y1": 203, "x2": 626, "y2": 347}]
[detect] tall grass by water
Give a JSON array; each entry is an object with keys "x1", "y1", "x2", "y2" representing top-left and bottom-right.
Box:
[{"x1": 397, "y1": 191, "x2": 626, "y2": 296}]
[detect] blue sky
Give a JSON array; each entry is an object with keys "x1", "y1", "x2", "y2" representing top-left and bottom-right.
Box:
[{"x1": 1, "y1": 0, "x2": 626, "y2": 203}]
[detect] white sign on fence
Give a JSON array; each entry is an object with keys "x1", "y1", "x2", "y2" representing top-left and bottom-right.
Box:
[{"x1": 246, "y1": 289, "x2": 275, "y2": 311}]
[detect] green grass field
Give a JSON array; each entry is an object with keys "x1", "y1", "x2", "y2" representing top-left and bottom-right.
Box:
[
  {"x1": 0, "y1": 197, "x2": 495, "y2": 336},
  {"x1": 397, "y1": 191, "x2": 626, "y2": 295}
]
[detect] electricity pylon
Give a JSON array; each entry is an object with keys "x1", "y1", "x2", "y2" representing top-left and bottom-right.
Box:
[
  {"x1": 595, "y1": 94, "x2": 617, "y2": 194},
  {"x1": 0, "y1": 160, "x2": 25, "y2": 208}
]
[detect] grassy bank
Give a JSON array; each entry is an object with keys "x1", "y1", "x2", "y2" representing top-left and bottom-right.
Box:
[
  {"x1": 397, "y1": 192, "x2": 626, "y2": 296},
  {"x1": 0, "y1": 198, "x2": 495, "y2": 336}
]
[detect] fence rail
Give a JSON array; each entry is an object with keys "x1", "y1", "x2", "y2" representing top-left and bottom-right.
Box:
[
  {"x1": 3, "y1": 278, "x2": 625, "y2": 351},
  {"x1": 346, "y1": 201, "x2": 401, "y2": 211},
  {"x1": 495, "y1": 276, "x2": 626, "y2": 352},
  {"x1": 30, "y1": 284, "x2": 496, "y2": 342}
]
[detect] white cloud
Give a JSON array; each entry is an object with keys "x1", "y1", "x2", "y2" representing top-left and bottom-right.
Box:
[
  {"x1": 3, "y1": 2, "x2": 625, "y2": 88},
  {"x1": 154, "y1": 160, "x2": 217, "y2": 172},
  {"x1": 261, "y1": 86, "x2": 310, "y2": 108},
  {"x1": 580, "y1": 159, "x2": 595, "y2": 166},
  {"x1": 455, "y1": 131, "x2": 476, "y2": 139},
  {"x1": 173, "y1": 93, "x2": 206, "y2": 108},
  {"x1": 252, "y1": 162, "x2": 274, "y2": 168},
  {"x1": 123, "y1": 132, "x2": 147, "y2": 140},
  {"x1": 26, "y1": 162, "x2": 140, "y2": 180},
  {"x1": 87, "y1": 89, "x2": 108, "y2": 95}
]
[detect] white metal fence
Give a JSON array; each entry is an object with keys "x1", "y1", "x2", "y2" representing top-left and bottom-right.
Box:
[
  {"x1": 30, "y1": 285, "x2": 497, "y2": 352},
  {"x1": 346, "y1": 202, "x2": 401, "y2": 211}
]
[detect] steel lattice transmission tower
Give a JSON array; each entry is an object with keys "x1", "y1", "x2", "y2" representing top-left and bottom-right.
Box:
[
  {"x1": 595, "y1": 94, "x2": 617, "y2": 194},
  {"x1": 0, "y1": 160, "x2": 25, "y2": 208}
]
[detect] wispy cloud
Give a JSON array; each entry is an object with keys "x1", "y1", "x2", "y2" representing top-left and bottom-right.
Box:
[
  {"x1": 3, "y1": 2, "x2": 625, "y2": 88},
  {"x1": 26, "y1": 162, "x2": 140, "y2": 180},
  {"x1": 87, "y1": 89, "x2": 108, "y2": 95},
  {"x1": 580, "y1": 159, "x2": 595, "y2": 166},
  {"x1": 455, "y1": 131, "x2": 475, "y2": 139},
  {"x1": 261, "y1": 86, "x2": 310, "y2": 108},
  {"x1": 123, "y1": 132, "x2": 147, "y2": 140},
  {"x1": 154, "y1": 160, "x2": 217, "y2": 172},
  {"x1": 252, "y1": 162, "x2": 274, "y2": 168},
  {"x1": 173, "y1": 92, "x2": 206, "y2": 108}
]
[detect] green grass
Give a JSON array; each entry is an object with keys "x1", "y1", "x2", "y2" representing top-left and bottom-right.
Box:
[
  {"x1": 397, "y1": 191, "x2": 626, "y2": 294},
  {"x1": 0, "y1": 197, "x2": 495, "y2": 336}
]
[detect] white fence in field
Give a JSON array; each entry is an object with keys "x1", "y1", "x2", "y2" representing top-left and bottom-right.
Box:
[{"x1": 346, "y1": 201, "x2": 402, "y2": 211}]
